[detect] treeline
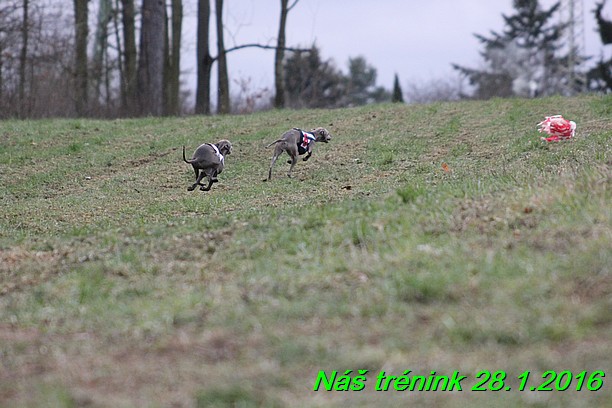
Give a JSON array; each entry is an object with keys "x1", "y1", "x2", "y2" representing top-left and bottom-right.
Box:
[
  {"x1": 0, "y1": 0, "x2": 395, "y2": 119},
  {"x1": 0, "y1": 0, "x2": 610, "y2": 119}
]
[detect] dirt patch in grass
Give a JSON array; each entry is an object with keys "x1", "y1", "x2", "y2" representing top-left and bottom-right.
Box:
[
  {"x1": 127, "y1": 147, "x2": 176, "y2": 167},
  {"x1": 0, "y1": 247, "x2": 71, "y2": 295},
  {"x1": 0, "y1": 324, "x2": 276, "y2": 407},
  {"x1": 569, "y1": 274, "x2": 612, "y2": 304}
]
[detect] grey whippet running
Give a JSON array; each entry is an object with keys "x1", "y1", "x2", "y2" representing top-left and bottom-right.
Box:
[
  {"x1": 266, "y1": 127, "x2": 332, "y2": 180},
  {"x1": 183, "y1": 139, "x2": 232, "y2": 191}
]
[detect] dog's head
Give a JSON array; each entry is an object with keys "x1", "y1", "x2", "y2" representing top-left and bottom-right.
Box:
[
  {"x1": 311, "y1": 127, "x2": 332, "y2": 143},
  {"x1": 216, "y1": 139, "x2": 232, "y2": 155}
]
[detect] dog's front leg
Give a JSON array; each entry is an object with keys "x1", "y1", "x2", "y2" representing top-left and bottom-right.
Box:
[{"x1": 303, "y1": 143, "x2": 315, "y2": 161}]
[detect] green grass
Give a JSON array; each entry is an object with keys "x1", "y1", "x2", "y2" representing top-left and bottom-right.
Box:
[{"x1": 0, "y1": 95, "x2": 610, "y2": 407}]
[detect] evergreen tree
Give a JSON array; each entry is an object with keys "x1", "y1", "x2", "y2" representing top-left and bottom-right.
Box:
[
  {"x1": 344, "y1": 56, "x2": 376, "y2": 105},
  {"x1": 283, "y1": 46, "x2": 345, "y2": 108},
  {"x1": 283, "y1": 48, "x2": 390, "y2": 108},
  {"x1": 392, "y1": 73, "x2": 404, "y2": 103},
  {"x1": 588, "y1": 0, "x2": 612, "y2": 92},
  {"x1": 594, "y1": 0, "x2": 612, "y2": 44},
  {"x1": 453, "y1": 0, "x2": 569, "y2": 99},
  {"x1": 342, "y1": 56, "x2": 390, "y2": 106}
]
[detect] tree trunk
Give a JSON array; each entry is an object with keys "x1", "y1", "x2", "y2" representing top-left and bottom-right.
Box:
[
  {"x1": 73, "y1": 0, "x2": 88, "y2": 117},
  {"x1": 274, "y1": 0, "x2": 288, "y2": 108},
  {"x1": 165, "y1": 0, "x2": 182, "y2": 115},
  {"x1": 137, "y1": 0, "x2": 165, "y2": 116},
  {"x1": 120, "y1": 0, "x2": 137, "y2": 116},
  {"x1": 19, "y1": 0, "x2": 28, "y2": 116},
  {"x1": 93, "y1": 0, "x2": 112, "y2": 107},
  {"x1": 275, "y1": 1, "x2": 300, "y2": 109},
  {"x1": 196, "y1": 0, "x2": 212, "y2": 115},
  {"x1": 0, "y1": 41, "x2": 3, "y2": 104},
  {"x1": 113, "y1": 0, "x2": 124, "y2": 115},
  {"x1": 163, "y1": 4, "x2": 170, "y2": 114},
  {"x1": 215, "y1": 0, "x2": 230, "y2": 114},
  {"x1": 19, "y1": 0, "x2": 30, "y2": 118}
]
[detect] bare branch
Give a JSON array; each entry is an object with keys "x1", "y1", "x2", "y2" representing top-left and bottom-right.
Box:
[
  {"x1": 287, "y1": 0, "x2": 300, "y2": 12},
  {"x1": 210, "y1": 43, "x2": 310, "y2": 62}
]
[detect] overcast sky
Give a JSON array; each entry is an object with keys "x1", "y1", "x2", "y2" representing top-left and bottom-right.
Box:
[{"x1": 180, "y1": 0, "x2": 611, "y2": 102}]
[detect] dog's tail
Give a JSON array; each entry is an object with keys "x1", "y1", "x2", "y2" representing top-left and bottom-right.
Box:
[
  {"x1": 266, "y1": 139, "x2": 284, "y2": 148},
  {"x1": 182, "y1": 146, "x2": 192, "y2": 164}
]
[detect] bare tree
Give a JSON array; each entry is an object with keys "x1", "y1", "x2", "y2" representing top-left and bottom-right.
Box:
[
  {"x1": 137, "y1": 0, "x2": 165, "y2": 116},
  {"x1": 194, "y1": 1, "x2": 309, "y2": 115},
  {"x1": 0, "y1": 1, "x2": 84, "y2": 118},
  {"x1": 215, "y1": 0, "x2": 229, "y2": 114},
  {"x1": 1, "y1": 1, "x2": 21, "y2": 115},
  {"x1": 0, "y1": 6, "x2": 5, "y2": 103},
  {"x1": 20, "y1": 0, "x2": 30, "y2": 117},
  {"x1": 92, "y1": 0, "x2": 112, "y2": 110},
  {"x1": 274, "y1": 0, "x2": 299, "y2": 108},
  {"x1": 195, "y1": 0, "x2": 212, "y2": 114},
  {"x1": 120, "y1": 0, "x2": 137, "y2": 116},
  {"x1": 73, "y1": 0, "x2": 88, "y2": 117},
  {"x1": 164, "y1": 0, "x2": 182, "y2": 115}
]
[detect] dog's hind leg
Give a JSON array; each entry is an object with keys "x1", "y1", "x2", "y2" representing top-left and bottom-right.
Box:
[
  {"x1": 200, "y1": 172, "x2": 215, "y2": 191},
  {"x1": 200, "y1": 180, "x2": 213, "y2": 191},
  {"x1": 287, "y1": 154, "x2": 298, "y2": 178},
  {"x1": 188, "y1": 169, "x2": 206, "y2": 191},
  {"x1": 200, "y1": 179, "x2": 214, "y2": 191},
  {"x1": 206, "y1": 168, "x2": 219, "y2": 183},
  {"x1": 268, "y1": 152, "x2": 281, "y2": 181}
]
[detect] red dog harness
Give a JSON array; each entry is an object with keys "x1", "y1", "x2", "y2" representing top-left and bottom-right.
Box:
[{"x1": 295, "y1": 128, "x2": 316, "y2": 155}]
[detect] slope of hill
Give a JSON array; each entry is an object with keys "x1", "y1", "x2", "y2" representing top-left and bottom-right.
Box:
[{"x1": 1, "y1": 95, "x2": 610, "y2": 407}]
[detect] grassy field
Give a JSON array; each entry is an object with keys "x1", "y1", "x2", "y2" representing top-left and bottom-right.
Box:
[{"x1": 0, "y1": 95, "x2": 610, "y2": 407}]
